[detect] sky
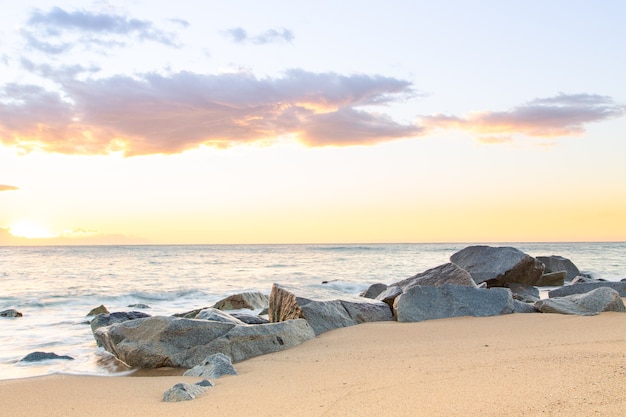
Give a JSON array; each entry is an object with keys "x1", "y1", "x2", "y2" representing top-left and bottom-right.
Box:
[{"x1": 1, "y1": 0, "x2": 625, "y2": 245}]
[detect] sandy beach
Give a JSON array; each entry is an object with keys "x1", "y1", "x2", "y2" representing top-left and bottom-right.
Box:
[{"x1": 1, "y1": 312, "x2": 624, "y2": 417}]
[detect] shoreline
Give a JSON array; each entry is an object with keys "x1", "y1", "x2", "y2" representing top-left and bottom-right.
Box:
[{"x1": 1, "y1": 313, "x2": 624, "y2": 416}]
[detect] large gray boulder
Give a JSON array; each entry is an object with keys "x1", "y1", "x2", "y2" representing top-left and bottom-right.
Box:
[
  {"x1": 269, "y1": 283, "x2": 393, "y2": 335},
  {"x1": 394, "y1": 284, "x2": 515, "y2": 322},
  {"x1": 549, "y1": 281, "x2": 626, "y2": 298},
  {"x1": 391, "y1": 263, "x2": 477, "y2": 291},
  {"x1": 213, "y1": 292, "x2": 269, "y2": 311},
  {"x1": 94, "y1": 316, "x2": 314, "y2": 368},
  {"x1": 536, "y1": 255, "x2": 580, "y2": 281},
  {"x1": 450, "y1": 245, "x2": 544, "y2": 287},
  {"x1": 535, "y1": 287, "x2": 625, "y2": 315},
  {"x1": 183, "y1": 353, "x2": 237, "y2": 379}
]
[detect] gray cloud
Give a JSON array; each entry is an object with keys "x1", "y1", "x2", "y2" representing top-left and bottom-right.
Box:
[
  {"x1": 421, "y1": 93, "x2": 625, "y2": 139},
  {"x1": 0, "y1": 185, "x2": 19, "y2": 192},
  {"x1": 223, "y1": 27, "x2": 294, "y2": 44},
  {"x1": 0, "y1": 69, "x2": 419, "y2": 155},
  {"x1": 22, "y1": 6, "x2": 183, "y2": 54}
]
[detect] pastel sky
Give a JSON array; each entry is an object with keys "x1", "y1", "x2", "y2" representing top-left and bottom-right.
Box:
[{"x1": 1, "y1": 0, "x2": 625, "y2": 245}]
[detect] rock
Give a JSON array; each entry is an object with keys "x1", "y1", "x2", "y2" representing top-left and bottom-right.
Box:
[
  {"x1": 375, "y1": 286, "x2": 403, "y2": 309},
  {"x1": 507, "y1": 283, "x2": 540, "y2": 303},
  {"x1": 20, "y1": 351, "x2": 74, "y2": 362},
  {"x1": 535, "y1": 271, "x2": 566, "y2": 287},
  {"x1": 536, "y1": 255, "x2": 580, "y2": 281},
  {"x1": 360, "y1": 283, "x2": 388, "y2": 299},
  {"x1": 571, "y1": 275, "x2": 605, "y2": 284},
  {"x1": 90, "y1": 311, "x2": 151, "y2": 335},
  {"x1": 183, "y1": 353, "x2": 238, "y2": 379},
  {"x1": 0, "y1": 309, "x2": 23, "y2": 318},
  {"x1": 173, "y1": 307, "x2": 209, "y2": 319},
  {"x1": 86, "y1": 305, "x2": 109, "y2": 316},
  {"x1": 548, "y1": 282, "x2": 626, "y2": 298},
  {"x1": 390, "y1": 263, "x2": 477, "y2": 291},
  {"x1": 127, "y1": 303, "x2": 150, "y2": 309},
  {"x1": 450, "y1": 245, "x2": 544, "y2": 287},
  {"x1": 195, "y1": 308, "x2": 246, "y2": 325},
  {"x1": 535, "y1": 287, "x2": 625, "y2": 315},
  {"x1": 513, "y1": 300, "x2": 538, "y2": 313},
  {"x1": 230, "y1": 312, "x2": 269, "y2": 324},
  {"x1": 206, "y1": 319, "x2": 316, "y2": 363},
  {"x1": 213, "y1": 292, "x2": 269, "y2": 311},
  {"x1": 94, "y1": 316, "x2": 314, "y2": 368},
  {"x1": 162, "y1": 380, "x2": 212, "y2": 402},
  {"x1": 394, "y1": 284, "x2": 515, "y2": 323},
  {"x1": 269, "y1": 283, "x2": 393, "y2": 335}
]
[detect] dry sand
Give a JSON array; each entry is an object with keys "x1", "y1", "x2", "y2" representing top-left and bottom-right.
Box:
[{"x1": 1, "y1": 313, "x2": 625, "y2": 417}]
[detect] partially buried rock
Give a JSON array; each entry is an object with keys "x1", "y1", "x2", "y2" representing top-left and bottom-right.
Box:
[
  {"x1": 183, "y1": 352, "x2": 238, "y2": 379},
  {"x1": 86, "y1": 305, "x2": 109, "y2": 316},
  {"x1": 162, "y1": 380, "x2": 212, "y2": 402},
  {"x1": 450, "y1": 245, "x2": 544, "y2": 287},
  {"x1": 20, "y1": 351, "x2": 74, "y2": 362},
  {"x1": 394, "y1": 284, "x2": 515, "y2": 322},
  {"x1": 0, "y1": 309, "x2": 23, "y2": 318},
  {"x1": 535, "y1": 287, "x2": 625, "y2": 316}
]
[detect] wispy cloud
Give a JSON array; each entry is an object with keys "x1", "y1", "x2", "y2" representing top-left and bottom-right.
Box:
[
  {"x1": 21, "y1": 6, "x2": 183, "y2": 54},
  {"x1": 421, "y1": 93, "x2": 626, "y2": 141},
  {"x1": 222, "y1": 27, "x2": 294, "y2": 44},
  {"x1": 0, "y1": 69, "x2": 419, "y2": 155},
  {"x1": 0, "y1": 185, "x2": 19, "y2": 192}
]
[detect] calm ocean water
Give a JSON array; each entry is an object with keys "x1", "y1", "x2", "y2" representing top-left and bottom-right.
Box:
[{"x1": 1, "y1": 242, "x2": 624, "y2": 380}]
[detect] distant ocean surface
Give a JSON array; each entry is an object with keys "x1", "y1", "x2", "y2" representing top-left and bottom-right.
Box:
[{"x1": 1, "y1": 242, "x2": 624, "y2": 380}]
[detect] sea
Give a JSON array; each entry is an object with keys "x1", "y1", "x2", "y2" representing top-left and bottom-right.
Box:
[{"x1": 1, "y1": 242, "x2": 624, "y2": 380}]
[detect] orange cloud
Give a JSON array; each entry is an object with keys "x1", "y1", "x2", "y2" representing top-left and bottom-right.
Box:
[
  {"x1": 421, "y1": 93, "x2": 625, "y2": 141},
  {"x1": 0, "y1": 69, "x2": 419, "y2": 155},
  {"x1": 0, "y1": 184, "x2": 19, "y2": 192}
]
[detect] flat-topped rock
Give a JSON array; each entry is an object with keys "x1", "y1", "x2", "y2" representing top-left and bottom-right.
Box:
[
  {"x1": 450, "y1": 245, "x2": 544, "y2": 287},
  {"x1": 394, "y1": 284, "x2": 515, "y2": 322},
  {"x1": 269, "y1": 283, "x2": 393, "y2": 335},
  {"x1": 548, "y1": 281, "x2": 626, "y2": 298},
  {"x1": 536, "y1": 287, "x2": 625, "y2": 315}
]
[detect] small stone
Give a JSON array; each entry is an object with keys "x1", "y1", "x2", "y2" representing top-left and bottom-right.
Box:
[
  {"x1": 162, "y1": 381, "x2": 211, "y2": 402},
  {"x1": 86, "y1": 305, "x2": 109, "y2": 316},
  {"x1": 0, "y1": 309, "x2": 23, "y2": 318},
  {"x1": 20, "y1": 351, "x2": 74, "y2": 362}
]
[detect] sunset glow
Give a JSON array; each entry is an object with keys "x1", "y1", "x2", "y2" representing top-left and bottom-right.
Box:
[{"x1": 1, "y1": 1, "x2": 625, "y2": 245}]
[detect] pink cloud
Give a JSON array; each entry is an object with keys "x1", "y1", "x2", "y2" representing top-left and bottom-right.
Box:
[
  {"x1": 421, "y1": 93, "x2": 625, "y2": 140},
  {"x1": 0, "y1": 69, "x2": 419, "y2": 155}
]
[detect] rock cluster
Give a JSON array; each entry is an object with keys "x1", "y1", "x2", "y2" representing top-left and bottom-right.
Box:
[{"x1": 90, "y1": 244, "x2": 624, "y2": 381}]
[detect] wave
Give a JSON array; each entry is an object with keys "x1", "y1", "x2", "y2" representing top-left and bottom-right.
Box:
[{"x1": 308, "y1": 245, "x2": 382, "y2": 252}]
